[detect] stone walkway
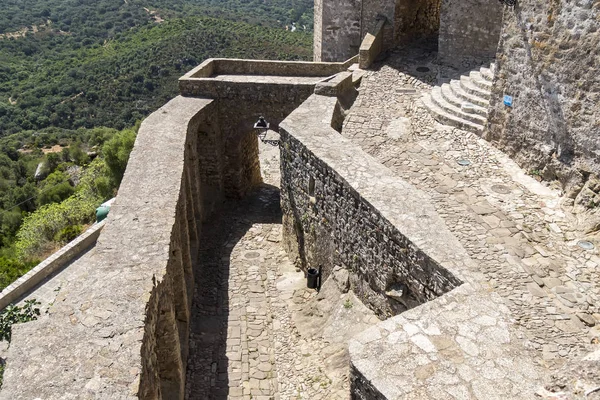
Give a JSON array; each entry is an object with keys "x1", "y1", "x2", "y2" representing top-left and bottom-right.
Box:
[
  {"x1": 342, "y1": 41, "x2": 600, "y2": 369},
  {"x1": 185, "y1": 142, "x2": 360, "y2": 399}
]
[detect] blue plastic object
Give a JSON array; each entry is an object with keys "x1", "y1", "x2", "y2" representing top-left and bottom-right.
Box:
[
  {"x1": 503, "y1": 95, "x2": 513, "y2": 107},
  {"x1": 96, "y1": 205, "x2": 110, "y2": 222}
]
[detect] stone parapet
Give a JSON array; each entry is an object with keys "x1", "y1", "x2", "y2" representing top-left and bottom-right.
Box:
[
  {"x1": 181, "y1": 57, "x2": 357, "y2": 80},
  {"x1": 280, "y1": 94, "x2": 470, "y2": 317},
  {"x1": 0, "y1": 96, "x2": 212, "y2": 399}
]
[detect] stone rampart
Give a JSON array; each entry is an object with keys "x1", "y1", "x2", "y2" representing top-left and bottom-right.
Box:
[
  {"x1": 487, "y1": 0, "x2": 600, "y2": 195},
  {"x1": 0, "y1": 96, "x2": 213, "y2": 399},
  {"x1": 279, "y1": 92, "x2": 546, "y2": 399},
  {"x1": 180, "y1": 59, "x2": 352, "y2": 198},
  {"x1": 438, "y1": 0, "x2": 503, "y2": 70}
]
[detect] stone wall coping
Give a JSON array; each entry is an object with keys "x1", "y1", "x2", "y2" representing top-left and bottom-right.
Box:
[
  {"x1": 349, "y1": 284, "x2": 544, "y2": 399},
  {"x1": 314, "y1": 71, "x2": 354, "y2": 97},
  {"x1": 0, "y1": 220, "x2": 105, "y2": 311},
  {"x1": 0, "y1": 96, "x2": 214, "y2": 399},
  {"x1": 359, "y1": 18, "x2": 386, "y2": 69},
  {"x1": 280, "y1": 93, "x2": 545, "y2": 398},
  {"x1": 180, "y1": 56, "x2": 359, "y2": 80}
]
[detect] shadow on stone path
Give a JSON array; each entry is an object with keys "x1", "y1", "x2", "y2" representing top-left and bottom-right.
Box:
[{"x1": 185, "y1": 183, "x2": 282, "y2": 399}]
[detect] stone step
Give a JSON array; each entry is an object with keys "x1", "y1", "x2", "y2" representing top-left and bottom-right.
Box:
[
  {"x1": 440, "y1": 83, "x2": 488, "y2": 117},
  {"x1": 480, "y1": 66, "x2": 494, "y2": 82},
  {"x1": 459, "y1": 75, "x2": 491, "y2": 100},
  {"x1": 469, "y1": 71, "x2": 493, "y2": 91},
  {"x1": 430, "y1": 86, "x2": 487, "y2": 125},
  {"x1": 450, "y1": 80, "x2": 489, "y2": 108},
  {"x1": 421, "y1": 94, "x2": 484, "y2": 134}
]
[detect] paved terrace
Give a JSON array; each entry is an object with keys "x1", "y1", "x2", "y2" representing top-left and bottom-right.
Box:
[{"x1": 340, "y1": 40, "x2": 600, "y2": 395}]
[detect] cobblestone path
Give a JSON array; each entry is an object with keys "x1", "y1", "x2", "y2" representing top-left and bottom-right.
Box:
[
  {"x1": 342, "y1": 42, "x2": 600, "y2": 369},
  {"x1": 185, "y1": 143, "x2": 351, "y2": 400}
]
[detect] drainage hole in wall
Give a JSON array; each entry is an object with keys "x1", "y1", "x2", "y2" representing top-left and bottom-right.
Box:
[{"x1": 416, "y1": 66, "x2": 430, "y2": 73}]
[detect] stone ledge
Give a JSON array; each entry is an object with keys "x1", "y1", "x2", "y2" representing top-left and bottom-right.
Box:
[
  {"x1": 0, "y1": 220, "x2": 105, "y2": 310},
  {"x1": 349, "y1": 284, "x2": 544, "y2": 399},
  {"x1": 181, "y1": 56, "x2": 358, "y2": 79}
]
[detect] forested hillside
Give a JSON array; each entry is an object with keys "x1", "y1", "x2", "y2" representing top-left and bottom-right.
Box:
[
  {"x1": 0, "y1": 0, "x2": 313, "y2": 290},
  {"x1": 0, "y1": 0, "x2": 313, "y2": 135}
]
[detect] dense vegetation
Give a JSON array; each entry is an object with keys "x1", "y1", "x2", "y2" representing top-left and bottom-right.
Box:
[
  {"x1": 0, "y1": 13, "x2": 312, "y2": 134},
  {"x1": 0, "y1": 126, "x2": 137, "y2": 290},
  {"x1": 0, "y1": 0, "x2": 313, "y2": 291}
]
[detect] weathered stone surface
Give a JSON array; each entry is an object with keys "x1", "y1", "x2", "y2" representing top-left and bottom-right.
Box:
[
  {"x1": 487, "y1": 0, "x2": 600, "y2": 196},
  {"x1": 438, "y1": 0, "x2": 503, "y2": 70},
  {"x1": 1, "y1": 96, "x2": 213, "y2": 399},
  {"x1": 280, "y1": 93, "x2": 465, "y2": 319}
]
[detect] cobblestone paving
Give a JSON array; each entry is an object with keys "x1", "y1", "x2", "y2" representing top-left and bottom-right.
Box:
[
  {"x1": 342, "y1": 42, "x2": 600, "y2": 369},
  {"x1": 185, "y1": 142, "x2": 351, "y2": 400}
]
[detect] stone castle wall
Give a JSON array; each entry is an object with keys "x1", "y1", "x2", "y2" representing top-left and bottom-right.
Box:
[
  {"x1": 315, "y1": 0, "x2": 442, "y2": 62},
  {"x1": 438, "y1": 0, "x2": 503, "y2": 70},
  {"x1": 279, "y1": 94, "x2": 463, "y2": 318},
  {"x1": 0, "y1": 96, "x2": 214, "y2": 399},
  {"x1": 487, "y1": 0, "x2": 600, "y2": 195},
  {"x1": 278, "y1": 91, "x2": 546, "y2": 399},
  {"x1": 313, "y1": 0, "x2": 362, "y2": 61},
  {"x1": 0, "y1": 59, "x2": 347, "y2": 399}
]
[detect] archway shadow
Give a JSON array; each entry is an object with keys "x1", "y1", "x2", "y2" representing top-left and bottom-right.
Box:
[{"x1": 185, "y1": 183, "x2": 282, "y2": 400}]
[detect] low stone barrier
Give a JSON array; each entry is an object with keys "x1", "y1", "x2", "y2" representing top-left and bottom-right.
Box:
[
  {"x1": 359, "y1": 18, "x2": 386, "y2": 69},
  {"x1": 279, "y1": 93, "x2": 546, "y2": 398},
  {"x1": 0, "y1": 220, "x2": 105, "y2": 311},
  {"x1": 181, "y1": 56, "x2": 358, "y2": 79}
]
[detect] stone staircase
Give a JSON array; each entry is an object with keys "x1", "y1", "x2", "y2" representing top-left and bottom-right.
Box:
[{"x1": 422, "y1": 64, "x2": 495, "y2": 134}]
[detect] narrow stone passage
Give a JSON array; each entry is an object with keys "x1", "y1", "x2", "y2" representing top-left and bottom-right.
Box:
[{"x1": 185, "y1": 142, "x2": 359, "y2": 399}]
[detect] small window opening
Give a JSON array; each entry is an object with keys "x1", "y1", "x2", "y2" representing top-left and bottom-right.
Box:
[{"x1": 308, "y1": 177, "x2": 315, "y2": 196}]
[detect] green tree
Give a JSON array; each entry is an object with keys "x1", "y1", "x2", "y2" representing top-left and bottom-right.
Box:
[
  {"x1": 38, "y1": 171, "x2": 75, "y2": 205},
  {"x1": 102, "y1": 128, "x2": 136, "y2": 186}
]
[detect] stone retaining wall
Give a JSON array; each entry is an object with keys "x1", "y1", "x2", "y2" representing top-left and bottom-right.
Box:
[
  {"x1": 279, "y1": 94, "x2": 464, "y2": 318},
  {"x1": 0, "y1": 96, "x2": 213, "y2": 399}
]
